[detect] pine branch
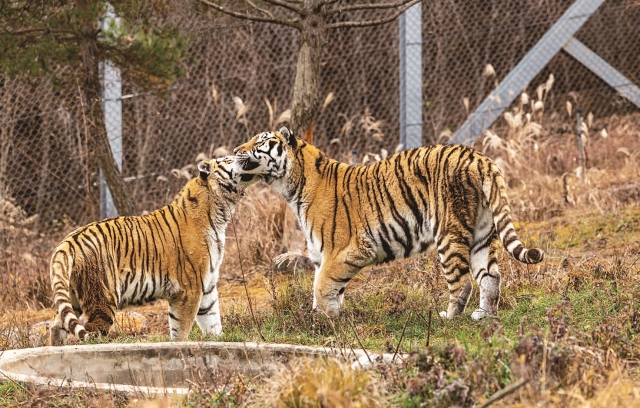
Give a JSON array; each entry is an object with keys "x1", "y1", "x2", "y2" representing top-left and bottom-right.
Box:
[
  {"x1": 327, "y1": 0, "x2": 416, "y2": 15},
  {"x1": 327, "y1": 0, "x2": 421, "y2": 29},
  {"x1": 262, "y1": 0, "x2": 304, "y2": 14},
  {"x1": 196, "y1": 0, "x2": 302, "y2": 29}
]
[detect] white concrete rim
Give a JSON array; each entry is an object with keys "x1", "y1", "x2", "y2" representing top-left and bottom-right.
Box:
[{"x1": 0, "y1": 341, "x2": 388, "y2": 397}]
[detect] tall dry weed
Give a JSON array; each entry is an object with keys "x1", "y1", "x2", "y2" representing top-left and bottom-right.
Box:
[
  {"x1": 0, "y1": 197, "x2": 38, "y2": 246},
  {"x1": 0, "y1": 198, "x2": 57, "y2": 313},
  {"x1": 482, "y1": 75, "x2": 640, "y2": 221},
  {"x1": 219, "y1": 182, "x2": 303, "y2": 280}
]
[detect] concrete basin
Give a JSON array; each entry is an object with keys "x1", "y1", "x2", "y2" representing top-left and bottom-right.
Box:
[{"x1": 0, "y1": 342, "x2": 391, "y2": 396}]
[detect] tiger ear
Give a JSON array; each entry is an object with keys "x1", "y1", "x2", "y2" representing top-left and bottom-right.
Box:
[
  {"x1": 279, "y1": 126, "x2": 297, "y2": 150},
  {"x1": 197, "y1": 161, "x2": 210, "y2": 181}
]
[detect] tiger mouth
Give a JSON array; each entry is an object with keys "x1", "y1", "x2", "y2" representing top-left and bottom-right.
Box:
[
  {"x1": 241, "y1": 159, "x2": 260, "y2": 171},
  {"x1": 240, "y1": 173, "x2": 257, "y2": 182},
  {"x1": 235, "y1": 154, "x2": 257, "y2": 171}
]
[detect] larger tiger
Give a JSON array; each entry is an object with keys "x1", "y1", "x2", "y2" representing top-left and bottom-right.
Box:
[
  {"x1": 49, "y1": 156, "x2": 258, "y2": 346},
  {"x1": 234, "y1": 127, "x2": 544, "y2": 320}
]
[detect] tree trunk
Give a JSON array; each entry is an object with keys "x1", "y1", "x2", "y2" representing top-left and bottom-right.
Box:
[
  {"x1": 34, "y1": 129, "x2": 50, "y2": 231},
  {"x1": 0, "y1": 82, "x2": 13, "y2": 203},
  {"x1": 76, "y1": 0, "x2": 137, "y2": 216},
  {"x1": 133, "y1": 96, "x2": 156, "y2": 200},
  {"x1": 290, "y1": 7, "x2": 325, "y2": 144}
]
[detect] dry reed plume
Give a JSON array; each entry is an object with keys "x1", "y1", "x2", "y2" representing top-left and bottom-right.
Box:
[{"x1": 481, "y1": 75, "x2": 640, "y2": 221}]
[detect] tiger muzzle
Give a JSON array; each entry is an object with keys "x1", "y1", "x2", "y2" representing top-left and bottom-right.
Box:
[
  {"x1": 242, "y1": 160, "x2": 260, "y2": 171},
  {"x1": 236, "y1": 154, "x2": 260, "y2": 172}
]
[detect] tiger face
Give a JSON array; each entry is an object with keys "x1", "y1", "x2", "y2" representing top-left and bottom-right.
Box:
[
  {"x1": 199, "y1": 156, "x2": 261, "y2": 195},
  {"x1": 233, "y1": 129, "x2": 297, "y2": 183}
]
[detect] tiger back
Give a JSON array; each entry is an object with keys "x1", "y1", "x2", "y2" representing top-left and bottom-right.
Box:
[
  {"x1": 49, "y1": 157, "x2": 258, "y2": 346},
  {"x1": 234, "y1": 127, "x2": 544, "y2": 320}
]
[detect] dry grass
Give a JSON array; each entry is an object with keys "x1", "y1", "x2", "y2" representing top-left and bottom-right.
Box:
[
  {"x1": 222, "y1": 182, "x2": 304, "y2": 280},
  {"x1": 249, "y1": 357, "x2": 385, "y2": 408},
  {"x1": 578, "y1": 376, "x2": 640, "y2": 408}
]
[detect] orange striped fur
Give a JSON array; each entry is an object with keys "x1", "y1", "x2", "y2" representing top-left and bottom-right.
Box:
[
  {"x1": 234, "y1": 128, "x2": 543, "y2": 319},
  {"x1": 49, "y1": 157, "x2": 258, "y2": 346}
]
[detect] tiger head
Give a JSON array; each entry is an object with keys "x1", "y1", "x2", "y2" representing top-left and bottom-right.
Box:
[
  {"x1": 233, "y1": 127, "x2": 298, "y2": 184},
  {"x1": 197, "y1": 156, "x2": 261, "y2": 197}
]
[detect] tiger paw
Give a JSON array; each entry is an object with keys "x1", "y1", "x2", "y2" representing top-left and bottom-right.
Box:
[
  {"x1": 272, "y1": 252, "x2": 314, "y2": 273},
  {"x1": 471, "y1": 309, "x2": 496, "y2": 320},
  {"x1": 82, "y1": 331, "x2": 98, "y2": 342}
]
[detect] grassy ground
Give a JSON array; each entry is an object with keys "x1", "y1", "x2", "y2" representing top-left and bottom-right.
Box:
[
  {"x1": 0, "y1": 204, "x2": 638, "y2": 407},
  {"x1": 0, "y1": 108, "x2": 639, "y2": 406}
]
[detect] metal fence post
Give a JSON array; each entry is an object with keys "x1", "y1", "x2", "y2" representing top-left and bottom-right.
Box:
[
  {"x1": 99, "y1": 5, "x2": 122, "y2": 219},
  {"x1": 399, "y1": 2, "x2": 422, "y2": 150}
]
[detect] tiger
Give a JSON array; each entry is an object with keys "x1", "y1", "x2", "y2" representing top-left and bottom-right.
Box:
[
  {"x1": 49, "y1": 156, "x2": 259, "y2": 346},
  {"x1": 233, "y1": 127, "x2": 544, "y2": 320}
]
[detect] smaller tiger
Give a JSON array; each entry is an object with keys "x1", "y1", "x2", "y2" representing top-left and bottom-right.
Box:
[{"x1": 49, "y1": 156, "x2": 259, "y2": 346}]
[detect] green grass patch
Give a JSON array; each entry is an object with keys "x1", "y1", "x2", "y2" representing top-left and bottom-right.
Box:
[
  {"x1": 217, "y1": 269, "x2": 638, "y2": 356},
  {"x1": 543, "y1": 205, "x2": 640, "y2": 251},
  {"x1": 0, "y1": 381, "x2": 28, "y2": 407}
]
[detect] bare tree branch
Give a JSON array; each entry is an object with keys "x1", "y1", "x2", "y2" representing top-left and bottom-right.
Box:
[
  {"x1": 327, "y1": 0, "x2": 416, "y2": 15},
  {"x1": 196, "y1": 0, "x2": 302, "y2": 29},
  {"x1": 2, "y1": 27, "x2": 78, "y2": 36},
  {"x1": 262, "y1": 0, "x2": 304, "y2": 14},
  {"x1": 2, "y1": 26, "x2": 80, "y2": 44},
  {"x1": 327, "y1": 0, "x2": 421, "y2": 29},
  {"x1": 246, "y1": 0, "x2": 277, "y2": 19}
]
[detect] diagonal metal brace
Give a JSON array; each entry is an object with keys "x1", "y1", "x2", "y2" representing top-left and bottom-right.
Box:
[
  {"x1": 563, "y1": 38, "x2": 640, "y2": 109},
  {"x1": 450, "y1": 0, "x2": 607, "y2": 146}
]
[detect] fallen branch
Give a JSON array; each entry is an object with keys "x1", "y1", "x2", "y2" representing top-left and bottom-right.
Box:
[{"x1": 479, "y1": 377, "x2": 529, "y2": 408}]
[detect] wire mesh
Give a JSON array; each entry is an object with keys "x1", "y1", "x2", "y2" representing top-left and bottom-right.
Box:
[{"x1": 0, "y1": 0, "x2": 638, "y2": 232}]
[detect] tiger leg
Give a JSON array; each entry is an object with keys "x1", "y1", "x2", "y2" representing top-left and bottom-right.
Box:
[
  {"x1": 312, "y1": 260, "x2": 360, "y2": 318},
  {"x1": 83, "y1": 302, "x2": 116, "y2": 337},
  {"x1": 470, "y1": 229, "x2": 501, "y2": 320},
  {"x1": 50, "y1": 253, "x2": 87, "y2": 346},
  {"x1": 50, "y1": 292, "x2": 82, "y2": 346},
  {"x1": 168, "y1": 289, "x2": 202, "y2": 340},
  {"x1": 50, "y1": 313, "x2": 67, "y2": 346},
  {"x1": 70, "y1": 287, "x2": 83, "y2": 318},
  {"x1": 51, "y1": 283, "x2": 87, "y2": 346},
  {"x1": 438, "y1": 238, "x2": 473, "y2": 319},
  {"x1": 194, "y1": 282, "x2": 222, "y2": 336}
]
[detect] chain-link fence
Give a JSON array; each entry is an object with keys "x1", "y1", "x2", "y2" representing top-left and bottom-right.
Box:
[{"x1": 1, "y1": 0, "x2": 639, "y2": 232}]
